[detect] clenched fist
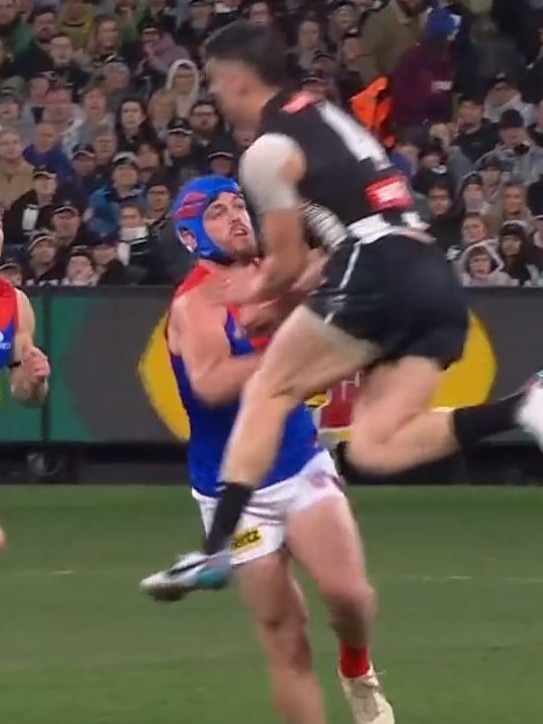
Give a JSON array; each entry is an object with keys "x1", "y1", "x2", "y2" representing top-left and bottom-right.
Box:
[{"x1": 21, "y1": 345, "x2": 50, "y2": 384}]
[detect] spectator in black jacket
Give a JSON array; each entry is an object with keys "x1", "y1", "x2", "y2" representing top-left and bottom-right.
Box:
[{"x1": 4, "y1": 166, "x2": 60, "y2": 248}]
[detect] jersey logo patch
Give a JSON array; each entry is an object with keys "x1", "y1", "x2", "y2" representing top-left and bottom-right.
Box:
[
  {"x1": 282, "y1": 91, "x2": 317, "y2": 114},
  {"x1": 366, "y1": 175, "x2": 412, "y2": 212}
]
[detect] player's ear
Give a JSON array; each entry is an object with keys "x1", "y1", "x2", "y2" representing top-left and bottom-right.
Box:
[{"x1": 179, "y1": 230, "x2": 197, "y2": 252}]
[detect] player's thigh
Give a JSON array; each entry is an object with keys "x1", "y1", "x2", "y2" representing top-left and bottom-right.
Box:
[
  {"x1": 250, "y1": 304, "x2": 377, "y2": 403},
  {"x1": 350, "y1": 356, "x2": 442, "y2": 446},
  {"x1": 284, "y1": 451, "x2": 371, "y2": 600},
  {"x1": 0, "y1": 524, "x2": 5, "y2": 553}
]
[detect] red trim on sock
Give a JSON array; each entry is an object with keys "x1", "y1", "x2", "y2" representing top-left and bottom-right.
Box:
[{"x1": 339, "y1": 644, "x2": 371, "y2": 678}]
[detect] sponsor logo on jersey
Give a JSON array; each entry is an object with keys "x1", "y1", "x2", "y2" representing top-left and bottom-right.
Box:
[
  {"x1": 0, "y1": 330, "x2": 10, "y2": 352},
  {"x1": 232, "y1": 527, "x2": 263, "y2": 552},
  {"x1": 366, "y1": 175, "x2": 412, "y2": 212}
]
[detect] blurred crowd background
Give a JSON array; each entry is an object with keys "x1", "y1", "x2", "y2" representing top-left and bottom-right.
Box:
[{"x1": 0, "y1": 0, "x2": 543, "y2": 288}]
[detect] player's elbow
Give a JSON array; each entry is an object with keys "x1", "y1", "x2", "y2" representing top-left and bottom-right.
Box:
[{"x1": 191, "y1": 374, "x2": 234, "y2": 407}]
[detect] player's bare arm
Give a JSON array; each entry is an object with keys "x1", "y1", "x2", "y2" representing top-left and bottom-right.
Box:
[
  {"x1": 169, "y1": 285, "x2": 261, "y2": 406},
  {"x1": 9, "y1": 289, "x2": 50, "y2": 404},
  {"x1": 237, "y1": 133, "x2": 308, "y2": 302}
]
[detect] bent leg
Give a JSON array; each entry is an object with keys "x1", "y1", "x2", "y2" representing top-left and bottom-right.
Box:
[
  {"x1": 348, "y1": 357, "x2": 458, "y2": 475},
  {"x1": 221, "y1": 305, "x2": 378, "y2": 487},
  {"x1": 237, "y1": 551, "x2": 328, "y2": 724}
]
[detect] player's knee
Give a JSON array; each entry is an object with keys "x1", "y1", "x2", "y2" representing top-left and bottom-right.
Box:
[
  {"x1": 0, "y1": 525, "x2": 6, "y2": 554},
  {"x1": 257, "y1": 603, "x2": 311, "y2": 671},
  {"x1": 346, "y1": 437, "x2": 391, "y2": 475},
  {"x1": 321, "y1": 578, "x2": 376, "y2": 625}
]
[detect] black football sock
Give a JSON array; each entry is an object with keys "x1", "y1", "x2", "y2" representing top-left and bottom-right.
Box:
[
  {"x1": 203, "y1": 483, "x2": 252, "y2": 555},
  {"x1": 452, "y1": 392, "x2": 524, "y2": 451}
]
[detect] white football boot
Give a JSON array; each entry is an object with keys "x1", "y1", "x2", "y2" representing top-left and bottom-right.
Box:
[
  {"x1": 140, "y1": 550, "x2": 231, "y2": 602},
  {"x1": 339, "y1": 666, "x2": 395, "y2": 724}
]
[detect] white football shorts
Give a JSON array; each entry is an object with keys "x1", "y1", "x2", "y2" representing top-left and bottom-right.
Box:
[{"x1": 193, "y1": 449, "x2": 344, "y2": 566}]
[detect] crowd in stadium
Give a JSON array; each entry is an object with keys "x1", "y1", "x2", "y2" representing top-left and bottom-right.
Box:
[{"x1": 0, "y1": 0, "x2": 542, "y2": 287}]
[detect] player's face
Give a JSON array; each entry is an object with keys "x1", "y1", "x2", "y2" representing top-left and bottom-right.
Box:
[
  {"x1": 203, "y1": 192, "x2": 257, "y2": 261},
  {"x1": 206, "y1": 59, "x2": 254, "y2": 126}
]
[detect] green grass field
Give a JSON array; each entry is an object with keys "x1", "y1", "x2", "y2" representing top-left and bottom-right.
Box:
[{"x1": 0, "y1": 485, "x2": 542, "y2": 723}]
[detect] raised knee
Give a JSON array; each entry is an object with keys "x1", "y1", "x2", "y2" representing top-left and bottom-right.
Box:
[{"x1": 347, "y1": 437, "x2": 390, "y2": 474}]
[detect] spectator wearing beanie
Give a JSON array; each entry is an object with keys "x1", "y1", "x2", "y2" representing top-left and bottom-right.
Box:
[
  {"x1": 428, "y1": 122, "x2": 472, "y2": 186},
  {"x1": 163, "y1": 117, "x2": 201, "y2": 187},
  {"x1": 459, "y1": 172, "x2": 491, "y2": 216},
  {"x1": 50, "y1": 197, "x2": 98, "y2": 267},
  {"x1": 476, "y1": 154, "x2": 505, "y2": 206},
  {"x1": 0, "y1": 251, "x2": 24, "y2": 287},
  {"x1": 207, "y1": 139, "x2": 237, "y2": 177},
  {"x1": 326, "y1": 0, "x2": 359, "y2": 52},
  {"x1": 4, "y1": 166, "x2": 61, "y2": 248},
  {"x1": 62, "y1": 245, "x2": 98, "y2": 286},
  {"x1": 24, "y1": 227, "x2": 64, "y2": 286},
  {"x1": 86, "y1": 151, "x2": 145, "y2": 236},
  {"x1": 391, "y1": 6, "x2": 457, "y2": 128},
  {"x1": 90, "y1": 234, "x2": 145, "y2": 286}
]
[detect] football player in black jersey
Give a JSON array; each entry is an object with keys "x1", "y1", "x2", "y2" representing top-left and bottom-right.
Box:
[{"x1": 166, "y1": 19, "x2": 543, "y2": 721}]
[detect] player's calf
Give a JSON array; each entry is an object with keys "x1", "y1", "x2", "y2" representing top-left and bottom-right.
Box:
[{"x1": 238, "y1": 553, "x2": 329, "y2": 724}]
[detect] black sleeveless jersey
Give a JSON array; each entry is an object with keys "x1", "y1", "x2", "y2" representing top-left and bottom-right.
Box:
[{"x1": 257, "y1": 90, "x2": 426, "y2": 251}]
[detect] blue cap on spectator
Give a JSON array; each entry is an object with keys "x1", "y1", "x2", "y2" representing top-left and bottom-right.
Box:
[
  {"x1": 424, "y1": 7, "x2": 459, "y2": 40},
  {"x1": 73, "y1": 143, "x2": 96, "y2": 158}
]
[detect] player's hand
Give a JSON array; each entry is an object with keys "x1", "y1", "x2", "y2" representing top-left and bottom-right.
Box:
[{"x1": 21, "y1": 345, "x2": 50, "y2": 384}]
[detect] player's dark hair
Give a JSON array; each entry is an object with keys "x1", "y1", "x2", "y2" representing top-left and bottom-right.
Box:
[{"x1": 205, "y1": 20, "x2": 287, "y2": 87}]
